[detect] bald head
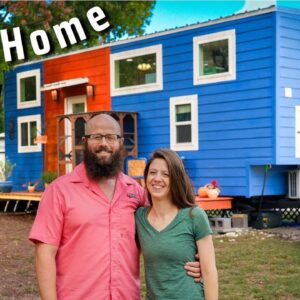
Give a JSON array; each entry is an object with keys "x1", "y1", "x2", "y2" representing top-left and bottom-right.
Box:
[
  {"x1": 84, "y1": 114, "x2": 124, "y2": 179},
  {"x1": 86, "y1": 114, "x2": 121, "y2": 136}
]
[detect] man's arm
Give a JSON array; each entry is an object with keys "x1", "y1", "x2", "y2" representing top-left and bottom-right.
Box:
[
  {"x1": 184, "y1": 254, "x2": 202, "y2": 282},
  {"x1": 35, "y1": 242, "x2": 58, "y2": 300}
]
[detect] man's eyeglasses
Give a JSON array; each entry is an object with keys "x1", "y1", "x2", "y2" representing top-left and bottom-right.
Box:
[{"x1": 84, "y1": 133, "x2": 122, "y2": 144}]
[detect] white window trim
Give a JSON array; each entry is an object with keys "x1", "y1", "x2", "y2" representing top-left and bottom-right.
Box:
[
  {"x1": 17, "y1": 69, "x2": 41, "y2": 109},
  {"x1": 17, "y1": 114, "x2": 42, "y2": 153},
  {"x1": 193, "y1": 29, "x2": 236, "y2": 85},
  {"x1": 110, "y1": 44, "x2": 163, "y2": 96},
  {"x1": 170, "y1": 94, "x2": 198, "y2": 151}
]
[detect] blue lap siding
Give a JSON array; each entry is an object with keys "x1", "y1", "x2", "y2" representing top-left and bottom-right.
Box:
[
  {"x1": 112, "y1": 8, "x2": 300, "y2": 197},
  {"x1": 4, "y1": 63, "x2": 44, "y2": 190},
  {"x1": 276, "y1": 8, "x2": 300, "y2": 165}
]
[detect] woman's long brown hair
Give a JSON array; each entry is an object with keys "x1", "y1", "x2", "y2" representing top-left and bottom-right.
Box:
[{"x1": 144, "y1": 148, "x2": 196, "y2": 208}]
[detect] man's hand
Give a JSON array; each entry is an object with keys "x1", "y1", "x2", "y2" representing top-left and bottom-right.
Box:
[{"x1": 184, "y1": 254, "x2": 202, "y2": 282}]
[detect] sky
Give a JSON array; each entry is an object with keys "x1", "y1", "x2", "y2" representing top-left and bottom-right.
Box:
[{"x1": 145, "y1": 0, "x2": 300, "y2": 34}]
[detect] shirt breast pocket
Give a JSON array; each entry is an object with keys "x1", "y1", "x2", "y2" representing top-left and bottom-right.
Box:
[
  {"x1": 120, "y1": 212, "x2": 136, "y2": 237},
  {"x1": 116, "y1": 190, "x2": 140, "y2": 236}
]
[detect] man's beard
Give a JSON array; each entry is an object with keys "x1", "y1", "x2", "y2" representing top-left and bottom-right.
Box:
[{"x1": 83, "y1": 142, "x2": 124, "y2": 180}]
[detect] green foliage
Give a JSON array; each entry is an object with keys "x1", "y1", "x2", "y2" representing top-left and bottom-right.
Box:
[
  {"x1": 0, "y1": 0, "x2": 156, "y2": 131},
  {"x1": 0, "y1": 71, "x2": 4, "y2": 133},
  {"x1": 41, "y1": 171, "x2": 57, "y2": 184},
  {"x1": 0, "y1": 158, "x2": 16, "y2": 181},
  {"x1": 0, "y1": 1, "x2": 156, "y2": 64}
]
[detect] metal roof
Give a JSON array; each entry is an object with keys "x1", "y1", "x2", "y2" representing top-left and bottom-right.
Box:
[{"x1": 13, "y1": 5, "x2": 277, "y2": 68}]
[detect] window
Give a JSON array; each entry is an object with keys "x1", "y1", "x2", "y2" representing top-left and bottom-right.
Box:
[
  {"x1": 193, "y1": 29, "x2": 236, "y2": 85},
  {"x1": 110, "y1": 45, "x2": 163, "y2": 96},
  {"x1": 17, "y1": 69, "x2": 41, "y2": 109},
  {"x1": 17, "y1": 115, "x2": 41, "y2": 153},
  {"x1": 170, "y1": 95, "x2": 198, "y2": 151}
]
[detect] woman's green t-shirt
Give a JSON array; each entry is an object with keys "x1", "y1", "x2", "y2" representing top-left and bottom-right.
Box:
[{"x1": 135, "y1": 206, "x2": 213, "y2": 300}]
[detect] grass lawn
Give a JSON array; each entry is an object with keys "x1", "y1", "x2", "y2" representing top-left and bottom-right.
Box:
[
  {"x1": 0, "y1": 215, "x2": 299, "y2": 299},
  {"x1": 140, "y1": 230, "x2": 300, "y2": 300}
]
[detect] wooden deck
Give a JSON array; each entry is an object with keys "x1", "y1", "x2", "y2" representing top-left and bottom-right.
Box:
[
  {"x1": 0, "y1": 192, "x2": 43, "y2": 212},
  {"x1": 0, "y1": 192, "x2": 233, "y2": 212},
  {"x1": 0, "y1": 192, "x2": 43, "y2": 202}
]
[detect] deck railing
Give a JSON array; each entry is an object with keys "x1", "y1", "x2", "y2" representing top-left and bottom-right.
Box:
[{"x1": 57, "y1": 111, "x2": 138, "y2": 175}]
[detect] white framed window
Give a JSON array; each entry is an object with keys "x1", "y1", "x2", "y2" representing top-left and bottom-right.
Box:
[
  {"x1": 17, "y1": 115, "x2": 42, "y2": 153},
  {"x1": 170, "y1": 94, "x2": 198, "y2": 151},
  {"x1": 193, "y1": 29, "x2": 236, "y2": 85},
  {"x1": 110, "y1": 45, "x2": 163, "y2": 96},
  {"x1": 17, "y1": 69, "x2": 41, "y2": 109}
]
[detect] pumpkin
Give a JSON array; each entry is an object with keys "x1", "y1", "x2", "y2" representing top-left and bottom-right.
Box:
[{"x1": 198, "y1": 186, "x2": 208, "y2": 198}]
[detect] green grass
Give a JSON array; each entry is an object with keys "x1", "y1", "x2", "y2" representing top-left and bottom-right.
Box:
[{"x1": 140, "y1": 231, "x2": 300, "y2": 300}]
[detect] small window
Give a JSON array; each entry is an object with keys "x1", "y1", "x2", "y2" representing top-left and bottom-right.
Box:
[
  {"x1": 193, "y1": 29, "x2": 236, "y2": 85},
  {"x1": 18, "y1": 115, "x2": 41, "y2": 153},
  {"x1": 110, "y1": 45, "x2": 163, "y2": 96},
  {"x1": 170, "y1": 95, "x2": 198, "y2": 151},
  {"x1": 17, "y1": 69, "x2": 41, "y2": 109}
]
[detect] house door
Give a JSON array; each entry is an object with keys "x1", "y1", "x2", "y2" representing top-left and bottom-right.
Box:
[
  {"x1": 296, "y1": 106, "x2": 300, "y2": 158},
  {"x1": 65, "y1": 95, "x2": 87, "y2": 172}
]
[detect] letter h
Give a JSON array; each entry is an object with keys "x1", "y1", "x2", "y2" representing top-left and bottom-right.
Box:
[{"x1": 0, "y1": 27, "x2": 24, "y2": 62}]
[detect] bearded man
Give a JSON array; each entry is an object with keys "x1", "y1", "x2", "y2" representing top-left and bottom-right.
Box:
[{"x1": 29, "y1": 114, "x2": 200, "y2": 300}]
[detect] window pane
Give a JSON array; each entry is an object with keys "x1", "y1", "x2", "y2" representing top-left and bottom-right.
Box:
[
  {"x1": 72, "y1": 103, "x2": 85, "y2": 114},
  {"x1": 75, "y1": 118, "x2": 85, "y2": 145},
  {"x1": 176, "y1": 104, "x2": 191, "y2": 122},
  {"x1": 29, "y1": 121, "x2": 37, "y2": 146},
  {"x1": 20, "y1": 76, "x2": 36, "y2": 102},
  {"x1": 115, "y1": 53, "x2": 156, "y2": 88},
  {"x1": 176, "y1": 125, "x2": 191, "y2": 143},
  {"x1": 21, "y1": 123, "x2": 28, "y2": 146},
  {"x1": 199, "y1": 39, "x2": 228, "y2": 76}
]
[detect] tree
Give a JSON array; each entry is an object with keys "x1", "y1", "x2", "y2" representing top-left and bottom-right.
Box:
[{"x1": 0, "y1": 0, "x2": 156, "y2": 132}]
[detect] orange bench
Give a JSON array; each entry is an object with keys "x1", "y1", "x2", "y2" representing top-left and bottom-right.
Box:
[{"x1": 195, "y1": 196, "x2": 232, "y2": 210}]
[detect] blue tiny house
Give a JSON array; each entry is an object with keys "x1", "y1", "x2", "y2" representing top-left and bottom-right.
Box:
[
  {"x1": 110, "y1": 6, "x2": 300, "y2": 198},
  {"x1": 3, "y1": 6, "x2": 300, "y2": 199}
]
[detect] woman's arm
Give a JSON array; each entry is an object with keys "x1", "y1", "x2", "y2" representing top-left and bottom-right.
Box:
[{"x1": 196, "y1": 235, "x2": 218, "y2": 300}]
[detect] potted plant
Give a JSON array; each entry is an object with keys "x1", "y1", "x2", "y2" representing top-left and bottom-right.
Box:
[
  {"x1": 41, "y1": 171, "x2": 57, "y2": 188},
  {"x1": 0, "y1": 158, "x2": 16, "y2": 193},
  {"x1": 27, "y1": 181, "x2": 38, "y2": 193},
  {"x1": 205, "y1": 179, "x2": 220, "y2": 198},
  {"x1": 198, "y1": 179, "x2": 220, "y2": 198}
]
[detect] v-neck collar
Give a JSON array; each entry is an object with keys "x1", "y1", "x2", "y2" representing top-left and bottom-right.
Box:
[{"x1": 144, "y1": 207, "x2": 185, "y2": 233}]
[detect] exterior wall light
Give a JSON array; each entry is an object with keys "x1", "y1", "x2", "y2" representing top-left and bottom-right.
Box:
[
  {"x1": 86, "y1": 84, "x2": 95, "y2": 97},
  {"x1": 51, "y1": 89, "x2": 59, "y2": 101}
]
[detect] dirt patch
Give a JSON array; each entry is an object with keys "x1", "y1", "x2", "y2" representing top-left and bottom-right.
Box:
[
  {"x1": 262, "y1": 226, "x2": 300, "y2": 241},
  {"x1": 0, "y1": 214, "x2": 39, "y2": 299},
  {"x1": 1, "y1": 214, "x2": 299, "y2": 299}
]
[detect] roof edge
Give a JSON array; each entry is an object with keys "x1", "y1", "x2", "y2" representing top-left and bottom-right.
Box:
[{"x1": 12, "y1": 5, "x2": 277, "y2": 69}]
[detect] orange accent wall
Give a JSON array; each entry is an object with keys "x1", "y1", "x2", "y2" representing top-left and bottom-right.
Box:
[{"x1": 43, "y1": 48, "x2": 111, "y2": 172}]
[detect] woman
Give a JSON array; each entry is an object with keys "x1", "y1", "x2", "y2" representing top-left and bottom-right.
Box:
[{"x1": 135, "y1": 149, "x2": 218, "y2": 300}]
